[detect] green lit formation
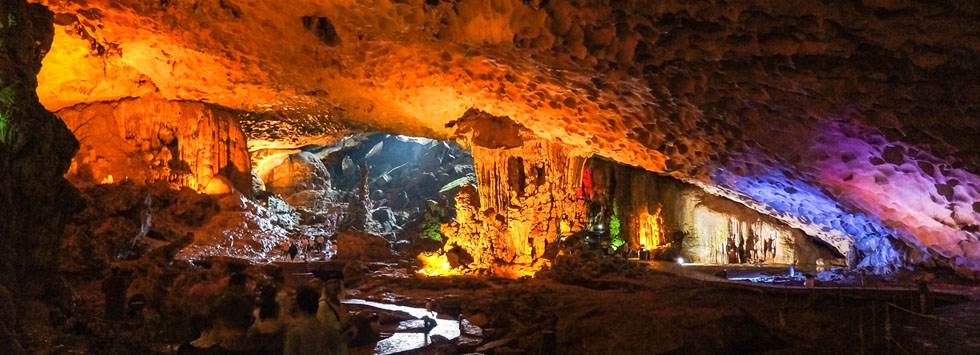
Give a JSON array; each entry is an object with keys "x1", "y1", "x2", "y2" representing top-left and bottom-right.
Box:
[
  {"x1": 0, "y1": 11, "x2": 14, "y2": 30},
  {"x1": 423, "y1": 221, "x2": 442, "y2": 242},
  {"x1": 421, "y1": 200, "x2": 445, "y2": 242},
  {"x1": 0, "y1": 10, "x2": 15, "y2": 145},
  {"x1": 0, "y1": 85, "x2": 16, "y2": 145},
  {"x1": 608, "y1": 202, "x2": 624, "y2": 251},
  {"x1": 438, "y1": 175, "x2": 475, "y2": 193}
]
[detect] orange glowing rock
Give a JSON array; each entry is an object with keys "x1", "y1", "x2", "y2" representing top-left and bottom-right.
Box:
[
  {"x1": 55, "y1": 96, "x2": 252, "y2": 195},
  {"x1": 636, "y1": 207, "x2": 665, "y2": 249},
  {"x1": 32, "y1": 0, "x2": 980, "y2": 272},
  {"x1": 425, "y1": 111, "x2": 589, "y2": 278},
  {"x1": 416, "y1": 251, "x2": 462, "y2": 277}
]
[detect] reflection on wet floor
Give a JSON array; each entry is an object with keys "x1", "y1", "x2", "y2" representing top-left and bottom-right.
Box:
[{"x1": 343, "y1": 299, "x2": 470, "y2": 355}]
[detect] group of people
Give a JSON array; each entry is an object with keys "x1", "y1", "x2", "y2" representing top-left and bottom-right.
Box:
[
  {"x1": 282, "y1": 235, "x2": 328, "y2": 261},
  {"x1": 179, "y1": 272, "x2": 358, "y2": 355}
]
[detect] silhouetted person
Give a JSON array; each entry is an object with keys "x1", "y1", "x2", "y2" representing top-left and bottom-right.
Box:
[
  {"x1": 319, "y1": 279, "x2": 354, "y2": 354},
  {"x1": 316, "y1": 235, "x2": 325, "y2": 253},
  {"x1": 421, "y1": 315, "x2": 437, "y2": 344},
  {"x1": 349, "y1": 312, "x2": 381, "y2": 346},
  {"x1": 213, "y1": 273, "x2": 253, "y2": 329},
  {"x1": 190, "y1": 272, "x2": 255, "y2": 352},
  {"x1": 102, "y1": 266, "x2": 130, "y2": 322},
  {"x1": 126, "y1": 294, "x2": 146, "y2": 319},
  {"x1": 289, "y1": 243, "x2": 299, "y2": 261},
  {"x1": 284, "y1": 285, "x2": 342, "y2": 355},
  {"x1": 248, "y1": 285, "x2": 284, "y2": 354}
]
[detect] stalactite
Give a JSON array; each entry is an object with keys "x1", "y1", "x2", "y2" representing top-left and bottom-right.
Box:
[
  {"x1": 470, "y1": 140, "x2": 588, "y2": 264},
  {"x1": 55, "y1": 95, "x2": 252, "y2": 195},
  {"x1": 427, "y1": 109, "x2": 589, "y2": 277},
  {"x1": 597, "y1": 159, "x2": 844, "y2": 267}
]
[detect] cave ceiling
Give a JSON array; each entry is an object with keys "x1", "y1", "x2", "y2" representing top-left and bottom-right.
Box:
[{"x1": 31, "y1": 0, "x2": 980, "y2": 272}]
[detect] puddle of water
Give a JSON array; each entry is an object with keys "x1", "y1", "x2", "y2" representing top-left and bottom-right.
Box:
[{"x1": 343, "y1": 299, "x2": 461, "y2": 355}]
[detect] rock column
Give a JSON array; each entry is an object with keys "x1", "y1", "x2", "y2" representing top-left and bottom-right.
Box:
[
  {"x1": 0, "y1": 0, "x2": 80, "y2": 288},
  {"x1": 439, "y1": 109, "x2": 588, "y2": 276}
]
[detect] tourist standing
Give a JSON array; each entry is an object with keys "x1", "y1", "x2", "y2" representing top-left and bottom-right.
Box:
[
  {"x1": 101, "y1": 266, "x2": 130, "y2": 322},
  {"x1": 248, "y1": 285, "x2": 285, "y2": 353},
  {"x1": 319, "y1": 278, "x2": 353, "y2": 355},
  {"x1": 316, "y1": 235, "x2": 325, "y2": 254},
  {"x1": 283, "y1": 286, "x2": 342, "y2": 355}
]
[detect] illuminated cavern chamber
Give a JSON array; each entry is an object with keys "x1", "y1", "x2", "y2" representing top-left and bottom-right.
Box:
[
  {"x1": 51, "y1": 97, "x2": 842, "y2": 276},
  {"x1": 19, "y1": 0, "x2": 980, "y2": 282},
  {"x1": 420, "y1": 110, "x2": 843, "y2": 277},
  {"x1": 585, "y1": 158, "x2": 843, "y2": 267}
]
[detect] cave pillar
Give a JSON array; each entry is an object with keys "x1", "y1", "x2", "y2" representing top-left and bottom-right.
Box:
[
  {"x1": 471, "y1": 140, "x2": 588, "y2": 264},
  {"x1": 611, "y1": 164, "x2": 668, "y2": 251},
  {"x1": 440, "y1": 109, "x2": 589, "y2": 275},
  {"x1": 0, "y1": 0, "x2": 81, "y2": 286}
]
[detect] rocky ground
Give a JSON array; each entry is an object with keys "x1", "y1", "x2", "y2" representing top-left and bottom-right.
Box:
[
  {"x1": 13, "y1": 232, "x2": 980, "y2": 355},
  {"x1": 348, "y1": 255, "x2": 980, "y2": 354},
  {"x1": 23, "y1": 236, "x2": 980, "y2": 354}
]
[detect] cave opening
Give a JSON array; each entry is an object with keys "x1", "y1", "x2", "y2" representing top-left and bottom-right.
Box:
[{"x1": 247, "y1": 132, "x2": 477, "y2": 262}]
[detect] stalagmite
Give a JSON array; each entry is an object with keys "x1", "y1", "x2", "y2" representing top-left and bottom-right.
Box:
[{"x1": 431, "y1": 109, "x2": 590, "y2": 276}]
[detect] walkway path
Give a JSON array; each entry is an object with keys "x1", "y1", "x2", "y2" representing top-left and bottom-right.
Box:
[{"x1": 640, "y1": 260, "x2": 976, "y2": 303}]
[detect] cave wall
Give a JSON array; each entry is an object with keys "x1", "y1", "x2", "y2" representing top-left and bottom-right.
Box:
[
  {"x1": 0, "y1": 0, "x2": 79, "y2": 289},
  {"x1": 593, "y1": 161, "x2": 842, "y2": 267},
  {"x1": 55, "y1": 96, "x2": 253, "y2": 196},
  {"x1": 27, "y1": 0, "x2": 980, "y2": 274}
]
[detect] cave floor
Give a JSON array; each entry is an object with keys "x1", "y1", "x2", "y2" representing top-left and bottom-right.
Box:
[
  {"x1": 324, "y1": 260, "x2": 980, "y2": 354},
  {"x1": 646, "y1": 261, "x2": 980, "y2": 296},
  {"x1": 37, "y1": 258, "x2": 980, "y2": 354}
]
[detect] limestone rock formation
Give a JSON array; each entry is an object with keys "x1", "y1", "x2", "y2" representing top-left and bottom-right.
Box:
[
  {"x1": 338, "y1": 161, "x2": 371, "y2": 232},
  {"x1": 438, "y1": 111, "x2": 588, "y2": 275},
  {"x1": 260, "y1": 151, "x2": 331, "y2": 197},
  {"x1": 334, "y1": 230, "x2": 393, "y2": 262},
  {"x1": 27, "y1": 0, "x2": 980, "y2": 274},
  {"x1": 438, "y1": 184, "x2": 493, "y2": 270},
  {"x1": 0, "y1": 2, "x2": 79, "y2": 348},
  {"x1": 56, "y1": 96, "x2": 252, "y2": 195},
  {"x1": 0, "y1": 0, "x2": 80, "y2": 287},
  {"x1": 596, "y1": 162, "x2": 843, "y2": 266},
  {"x1": 175, "y1": 192, "x2": 293, "y2": 262}
]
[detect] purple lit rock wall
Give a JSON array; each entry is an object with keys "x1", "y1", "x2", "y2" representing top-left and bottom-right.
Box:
[{"x1": 701, "y1": 117, "x2": 980, "y2": 275}]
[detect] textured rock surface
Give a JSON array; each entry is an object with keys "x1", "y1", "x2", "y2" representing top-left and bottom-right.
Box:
[
  {"x1": 260, "y1": 151, "x2": 331, "y2": 197},
  {"x1": 30, "y1": 0, "x2": 980, "y2": 273},
  {"x1": 438, "y1": 112, "x2": 587, "y2": 275},
  {"x1": 56, "y1": 96, "x2": 252, "y2": 195},
  {"x1": 0, "y1": 0, "x2": 79, "y2": 287},
  {"x1": 61, "y1": 181, "x2": 296, "y2": 269},
  {"x1": 174, "y1": 192, "x2": 293, "y2": 262},
  {"x1": 335, "y1": 230, "x2": 394, "y2": 261},
  {"x1": 592, "y1": 162, "x2": 843, "y2": 266}
]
